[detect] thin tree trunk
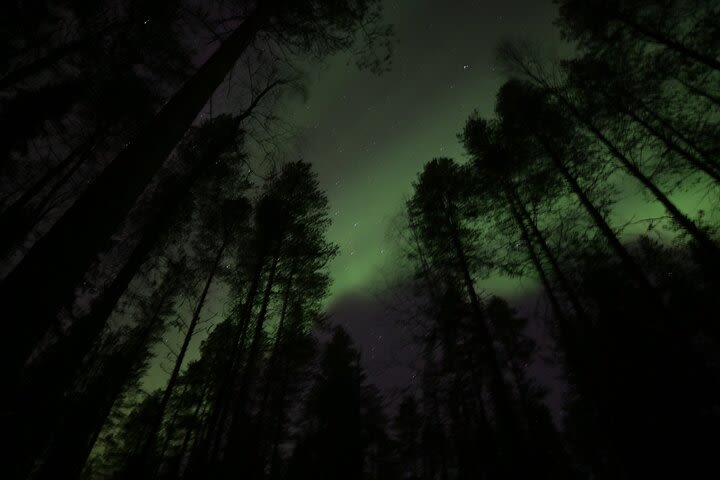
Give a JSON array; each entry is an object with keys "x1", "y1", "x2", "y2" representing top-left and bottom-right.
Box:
[
  {"x1": 507, "y1": 195, "x2": 580, "y2": 342},
  {"x1": 258, "y1": 266, "x2": 295, "y2": 414},
  {"x1": 0, "y1": 3, "x2": 277, "y2": 380},
  {"x1": 512, "y1": 57, "x2": 720, "y2": 256},
  {"x1": 131, "y1": 238, "x2": 226, "y2": 475},
  {"x1": 673, "y1": 76, "x2": 720, "y2": 108},
  {"x1": 174, "y1": 385, "x2": 208, "y2": 478},
  {"x1": 622, "y1": 107, "x2": 720, "y2": 183},
  {"x1": 506, "y1": 186, "x2": 588, "y2": 320},
  {"x1": 195, "y1": 250, "x2": 268, "y2": 472},
  {"x1": 443, "y1": 199, "x2": 523, "y2": 457},
  {"x1": 537, "y1": 137, "x2": 662, "y2": 301},
  {"x1": 156, "y1": 383, "x2": 191, "y2": 468},
  {"x1": 219, "y1": 252, "x2": 280, "y2": 467},
  {"x1": 615, "y1": 13, "x2": 720, "y2": 73},
  {"x1": 254, "y1": 267, "x2": 294, "y2": 478},
  {"x1": 554, "y1": 95, "x2": 720, "y2": 257},
  {"x1": 635, "y1": 97, "x2": 717, "y2": 164}
]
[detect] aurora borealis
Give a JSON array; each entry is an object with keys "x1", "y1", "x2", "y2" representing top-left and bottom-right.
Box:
[
  {"x1": 280, "y1": 0, "x2": 718, "y2": 387},
  {"x1": 288, "y1": 0, "x2": 560, "y2": 303},
  {"x1": 6, "y1": 0, "x2": 720, "y2": 476}
]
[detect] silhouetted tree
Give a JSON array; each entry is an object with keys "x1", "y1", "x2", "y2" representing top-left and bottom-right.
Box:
[
  {"x1": 0, "y1": 0, "x2": 391, "y2": 388},
  {"x1": 287, "y1": 326, "x2": 394, "y2": 480}
]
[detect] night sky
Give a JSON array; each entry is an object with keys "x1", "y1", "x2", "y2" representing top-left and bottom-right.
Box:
[
  {"x1": 148, "y1": 0, "x2": 714, "y2": 395},
  {"x1": 275, "y1": 0, "x2": 715, "y2": 393},
  {"x1": 291, "y1": 0, "x2": 559, "y2": 300},
  {"x1": 282, "y1": 0, "x2": 561, "y2": 392}
]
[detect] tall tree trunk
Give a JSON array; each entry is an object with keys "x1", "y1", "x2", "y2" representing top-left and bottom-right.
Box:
[
  {"x1": 4, "y1": 160, "x2": 199, "y2": 455},
  {"x1": 258, "y1": 265, "x2": 295, "y2": 416},
  {"x1": 189, "y1": 249, "x2": 269, "y2": 476},
  {"x1": 621, "y1": 107, "x2": 720, "y2": 183},
  {"x1": 505, "y1": 185, "x2": 588, "y2": 321},
  {"x1": 507, "y1": 195, "x2": 583, "y2": 345},
  {"x1": 635, "y1": 96, "x2": 717, "y2": 162},
  {"x1": 28, "y1": 272, "x2": 178, "y2": 480},
  {"x1": 614, "y1": 13, "x2": 720, "y2": 73},
  {"x1": 537, "y1": 137, "x2": 663, "y2": 302},
  {"x1": 557, "y1": 96, "x2": 720, "y2": 257},
  {"x1": 0, "y1": 3, "x2": 276, "y2": 380},
  {"x1": 130, "y1": 239, "x2": 226, "y2": 476},
  {"x1": 174, "y1": 382, "x2": 209, "y2": 478},
  {"x1": 443, "y1": 199, "x2": 526, "y2": 464},
  {"x1": 507, "y1": 195, "x2": 623, "y2": 479},
  {"x1": 219, "y1": 252, "x2": 280, "y2": 468},
  {"x1": 672, "y1": 75, "x2": 720, "y2": 108},
  {"x1": 513, "y1": 57, "x2": 720, "y2": 257},
  {"x1": 253, "y1": 266, "x2": 295, "y2": 479}
]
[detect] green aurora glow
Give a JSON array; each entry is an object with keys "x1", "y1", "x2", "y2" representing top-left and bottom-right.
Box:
[{"x1": 282, "y1": 0, "x2": 717, "y2": 306}]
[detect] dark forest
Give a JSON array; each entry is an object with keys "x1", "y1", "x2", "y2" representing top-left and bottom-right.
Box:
[{"x1": 1, "y1": 0, "x2": 719, "y2": 479}]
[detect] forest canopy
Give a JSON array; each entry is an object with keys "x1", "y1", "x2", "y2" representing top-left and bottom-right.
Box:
[{"x1": 0, "y1": 0, "x2": 718, "y2": 479}]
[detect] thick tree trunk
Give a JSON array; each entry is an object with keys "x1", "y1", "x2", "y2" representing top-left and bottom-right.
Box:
[
  {"x1": 5, "y1": 160, "x2": 200, "y2": 453},
  {"x1": 508, "y1": 193, "x2": 623, "y2": 480},
  {"x1": 27, "y1": 278, "x2": 177, "y2": 480},
  {"x1": 0, "y1": 3, "x2": 275, "y2": 381},
  {"x1": 0, "y1": 128, "x2": 103, "y2": 260}
]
